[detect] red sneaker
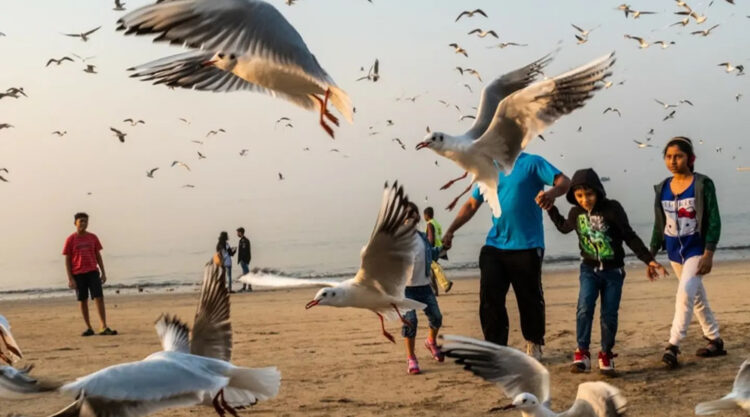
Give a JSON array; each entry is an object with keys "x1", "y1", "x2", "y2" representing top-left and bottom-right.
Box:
[
  {"x1": 571, "y1": 348, "x2": 591, "y2": 373},
  {"x1": 407, "y1": 357, "x2": 420, "y2": 374},
  {"x1": 598, "y1": 351, "x2": 617, "y2": 376}
]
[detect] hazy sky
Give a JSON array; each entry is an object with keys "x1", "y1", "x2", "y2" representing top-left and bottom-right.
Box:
[{"x1": 1, "y1": 0, "x2": 749, "y2": 290}]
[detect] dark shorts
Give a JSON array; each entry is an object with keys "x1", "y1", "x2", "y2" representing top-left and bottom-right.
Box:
[{"x1": 74, "y1": 270, "x2": 103, "y2": 301}]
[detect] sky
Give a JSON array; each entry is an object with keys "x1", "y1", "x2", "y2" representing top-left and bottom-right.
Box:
[{"x1": 1, "y1": 0, "x2": 749, "y2": 291}]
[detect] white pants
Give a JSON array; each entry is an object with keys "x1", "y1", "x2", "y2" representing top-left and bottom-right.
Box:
[{"x1": 669, "y1": 256, "x2": 720, "y2": 346}]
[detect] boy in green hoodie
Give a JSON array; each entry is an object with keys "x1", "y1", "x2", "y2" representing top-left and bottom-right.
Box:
[{"x1": 546, "y1": 168, "x2": 667, "y2": 375}]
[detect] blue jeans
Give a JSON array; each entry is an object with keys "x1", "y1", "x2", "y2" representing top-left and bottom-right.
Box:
[
  {"x1": 239, "y1": 261, "x2": 250, "y2": 290},
  {"x1": 225, "y1": 265, "x2": 232, "y2": 292},
  {"x1": 576, "y1": 264, "x2": 625, "y2": 352},
  {"x1": 401, "y1": 285, "x2": 443, "y2": 338}
]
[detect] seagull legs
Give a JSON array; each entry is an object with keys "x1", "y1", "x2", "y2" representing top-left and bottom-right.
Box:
[
  {"x1": 312, "y1": 89, "x2": 339, "y2": 139},
  {"x1": 376, "y1": 313, "x2": 395, "y2": 343},
  {"x1": 212, "y1": 391, "x2": 225, "y2": 417},
  {"x1": 440, "y1": 171, "x2": 468, "y2": 190},
  {"x1": 446, "y1": 184, "x2": 473, "y2": 211},
  {"x1": 211, "y1": 389, "x2": 239, "y2": 417},
  {"x1": 220, "y1": 389, "x2": 239, "y2": 417},
  {"x1": 391, "y1": 303, "x2": 414, "y2": 329}
]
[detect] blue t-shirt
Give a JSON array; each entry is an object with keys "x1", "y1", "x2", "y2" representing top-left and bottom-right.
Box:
[
  {"x1": 471, "y1": 153, "x2": 561, "y2": 250},
  {"x1": 661, "y1": 177, "x2": 705, "y2": 263}
]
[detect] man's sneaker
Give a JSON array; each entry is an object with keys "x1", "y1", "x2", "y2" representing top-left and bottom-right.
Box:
[
  {"x1": 695, "y1": 337, "x2": 727, "y2": 358},
  {"x1": 424, "y1": 338, "x2": 445, "y2": 362},
  {"x1": 570, "y1": 349, "x2": 591, "y2": 373},
  {"x1": 407, "y1": 357, "x2": 420, "y2": 375},
  {"x1": 526, "y1": 342, "x2": 543, "y2": 361},
  {"x1": 598, "y1": 351, "x2": 617, "y2": 376},
  {"x1": 662, "y1": 344, "x2": 680, "y2": 370}
]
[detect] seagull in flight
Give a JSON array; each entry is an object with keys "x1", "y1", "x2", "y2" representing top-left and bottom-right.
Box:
[
  {"x1": 356, "y1": 59, "x2": 380, "y2": 82},
  {"x1": 718, "y1": 62, "x2": 744, "y2": 74},
  {"x1": 53, "y1": 263, "x2": 280, "y2": 417},
  {"x1": 110, "y1": 127, "x2": 126, "y2": 143},
  {"x1": 487, "y1": 41, "x2": 528, "y2": 49},
  {"x1": 83, "y1": 64, "x2": 97, "y2": 74},
  {"x1": 239, "y1": 149, "x2": 249, "y2": 156},
  {"x1": 51, "y1": 130, "x2": 67, "y2": 137},
  {"x1": 0, "y1": 123, "x2": 14, "y2": 130},
  {"x1": 46, "y1": 56, "x2": 74, "y2": 67},
  {"x1": 624, "y1": 34, "x2": 649, "y2": 49},
  {"x1": 63, "y1": 26, "x2": 102, "y2": 42},
  {"x1": 304, "y1": 182, "x2": 425, "y2": 343},
  {"x1": 416, "y1": 52, "x2": 615, "y2": 217},
  {"x1": 603, "y1": 107, "x2": 622, "y2": 117},
  {"x1": 392, "y1": 138, "x2": 406, "y2": 150},
  {"x1": 456, "y1": 67, "x2": 482, "y2": 82},
  {"x1": 123, "y1": 118, "x2": 145, "y2": 126},
  {"x1": 449, "y1": 43, "x2": 468, "y2": 57},
  {"x1": 663, "y1": 110, "x2": 677, "y2": 121},
  {"x1": 178, "y1": 117, "x2": 191, "y2": 125},
  {"x1": 118, "y1": 0, "x2": 353, "y2": 139},
  {"x1": 441, "y1": 335, "x2": 627, "y2": 416},
  {"x1": 275, "y1": 116, "x2": 291, "y2": 127},
  {"x1": 197, "y1": 151, "x2": 207, "y2": 160},
  {"x1": 467, "y1": 28, "x2": 498, "y2": 39},
  {"x1": 455, "y1": 9, "x2": 487, "y2": 22},
  {"x1": 692, "y1": 24, "x2": 720, "y2": 36},
  {"x1": 676, "y1": 10, "x2": 708, "y2": 24},
  {"x1": 654, "y1": 40, "x2": 676, "y2": 49},
  {"x1": 206, "y1": 128, "x2": 226, "y2": 137},
  {"x1": 634, "y1": 140, "x2": 653, "y2": 148},
  {"x1": 571, "y1": 23, "x2": 600, "y2": 37},
  {"x1": 654, "y1": 99, "x2": 678, "y2": 109},
  {"x1": 146, "y1": 168, "x2": 159, "y2": 178},
  {"x1": 278, "y1": 172, "x2": 284, "y2": 181},
  {"x1": 113, "y1": 0, "x2": 126, "y2": 11},
  {"x1": 171, "y1": 161, "x2": 191, "y2": 171}
]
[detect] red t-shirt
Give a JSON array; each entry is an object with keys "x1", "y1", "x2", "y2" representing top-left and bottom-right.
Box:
[{"x1": 62, "y1": 232, "x2": 103, "y2": 275}]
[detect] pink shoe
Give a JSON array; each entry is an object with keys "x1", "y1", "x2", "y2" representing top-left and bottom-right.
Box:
[
  {"x1": 424, "y1": 338, "x2": 445, "y2": 362},
  {"x1": 407, "y1": 357, "x2": 420, "y2": 374}
]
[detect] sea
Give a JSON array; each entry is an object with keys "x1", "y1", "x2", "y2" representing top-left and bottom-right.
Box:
[{"x1": 1, "y1": 212, "x2": 749, "y2": 301}]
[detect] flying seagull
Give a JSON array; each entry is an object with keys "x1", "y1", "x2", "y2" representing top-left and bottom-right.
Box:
[
  {"x1": 392, "y1": 138, "x2": 406, "y2": 150},
  {"x1": 441, "y1": 335, "x2": 627, "y2": 416},
  {"x1": 654, "y1": 40, "x2": 676, "y2": 49},
  {"x1": 113, "y1": 0, "x2": 126, "y2": 11},
  {"x1": 467, "y1": 28, "x2": 498, "y2": 39},
  {"x1": 663, "y1": 110, "x2": 677, "y2": 121},
  {"x1": 206, "y1": 129, "x2": 226, "y2": 137},
  {"x1": 634, "y1": 140, "x2": 653, "y2": 148},
  {"x1": 718, "y1": 62, "x2": 744, "y2": 74},
  {"x1": 692, "y1": 24, "x2": 720, "y2": 36},
  {"x1": 197, "y1": 151, "x2": 207, "y2": 160},
  {"x1": 118, "y1": 0, "x2": 353, "y2": 139},
  {"x1": 696, "y1": 360, "x2": 750, "y2": 414},
  {"x1": 146, "y1": 168, "x2": 159, "y2": 178},
  {"x1": 123, "y1": 118, "x2": 145, "y2": 126},
  {"x1": 415, "y1": 52, "x2": 615, "y2": 217},
  {"x1": 110, "y1": 127, "x2": 126, "y2": 143},
  {"x1": 449, "y1": 43, "x2": 469, "y2": 57},
  {"x1": 487, "y1": 42, "x2": 528, "y2": 49},
  {"x1": 455, "y1": 9, "x2": 487, "y2": 22},
  {"x1": 603, "y1": 107, "x2": 622, "y2": 117},
  {"x1": 171, "y1": 161, "x2": 191, "y2": 171},
  {"x1": 46, "y1": 56, "x2": 74, "y2": 67},
  {"x1": 624, "y1": 34, "x2": 649, "y2": 49},
  {"x1": 83, "y1": 64, "x2": 97, "y2": 74},
  {"x1": 0, "y1": 123, "x2": 14, "y2": 130},
  {"x1": 63, "y1": 26, "x2": 102, "y2": 42},
  {"x1": 304, "y1": 182, "x2": 425, "y2": 343},
  {"x1": 356, "y1": 59, "x2": 380, "y2": 82},
  {"x1": 51, "y1": 130, "x2": 67, "y2": 137}
]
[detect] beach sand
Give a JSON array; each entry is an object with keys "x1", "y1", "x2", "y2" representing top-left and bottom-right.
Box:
[{"x1": 2, "y1": 261, "x2": 749, "y2": 416}]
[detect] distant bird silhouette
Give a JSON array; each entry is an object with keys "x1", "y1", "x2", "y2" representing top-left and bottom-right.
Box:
[
  {"x1": 449, "y1": 43, "x2": 468, "y2": 57},
  {"x1": 206, "y1": 128, "x2": 226, "y2": 137},
  {"x1": 83, "y1": 64, "x2": 97, "y2": 74},
  {"x1": 197, "y1": 151, "x2": 207, "y2": 159},
  {"x1": 467, "y1": 28, "x2": 498, "y2": 39},
  {"x1": 63, "y1": 26, "x2": 101, "y2": 42},
  {"x1": 455, "y1": 9, "x2": 487, "y2": 22},
  {"x1": 603, "y1": 107, "x2": 622, "y2": 117},
  {"x1": 278, "y1": 172, "x2": 285, "y2": 181},
  {"x1": 46, "y1": 56, "x2": 74, "y2": 67},
  {"x1": 356, "y1": 59, "x2": 380, "y2": 82},
  {"x1": 51, "y1": 130, "x2": 67, "y2": 137},
  {"x1": 113, "y1": 0, "x2": 126, "y2": 11},
  {"x1": 239, "y1": 149, "x2": 249, "y2": 156},
  {"x1": 123, "y1": 118, "x2": 145, "y2": 126},
  {"x1": 171, "y1": 161, "x2": 191, "y2": 171},
  {"x1": 692, "y1": 24, "x2": 719, "y2": 36},
  {"x1": 392, "y1": 138, "x2": 406, "y2": 150},
  {"x1": 146, "y1": 168, "x2": 158, "y2": 178}
]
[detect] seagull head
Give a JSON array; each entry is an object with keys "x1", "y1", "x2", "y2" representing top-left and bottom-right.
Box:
[
  {"x1": 504, "y1": 393, "x2": 541, "y2": 411},
  {"x1": 415, "y1": 131, "x2": 450, "y2": 153},
  {"x1": 306, "y1": 287, "x2": 344, "y2": 309},
  {"x1": 204, "y1": 52, "x2": 238, "y2": 71}
]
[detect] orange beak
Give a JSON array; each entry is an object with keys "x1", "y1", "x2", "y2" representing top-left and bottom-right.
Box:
[{"x1": 305, "y1": 299, "x2": 319, "y2": 309}]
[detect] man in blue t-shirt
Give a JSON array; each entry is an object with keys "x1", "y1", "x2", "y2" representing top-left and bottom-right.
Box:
[{"x1": 442, "y1": 152, "x2": 570, "y2": 359}]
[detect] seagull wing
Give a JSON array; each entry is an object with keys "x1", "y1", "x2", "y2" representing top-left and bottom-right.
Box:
[
  {"x1": 154, "y1": 315, "x2": 190, "y2": 353},
  {"x1": 190, "y1": 263, "x2": 232, "y2": 361},
  {"x1": 110, "y1": 127, "x2": 124, "y2": 135},
  {"x1": 559, "y1": 382, "x2": 627, "y2": 417},
  {"x1": 462, "y1": 54, "x2": 552, "y2": 140},
  {"x1": 474, "y1": 9, "x2": 488, "y2": 17},
  {"x1": 49, "y1": 393, "x2": 203, "y2": 417},
  {"x1": 82, "y1": 26, "x2": 102, "y2": 37},
  {"x1": 353, "y1": 182, "x2": 418, "y2": 298},
  {"x1": 0, "y1": 365, "x2": 58, "y2": 399},
  {"x1": 455, "y1": 11, "x2": 469, "y2": 21},
  {"x1": 441, "y1": 335, "x2": 550, "y2": 403},
  {"x1": 732, "y1": 359, "x2": 750, "y2": 397},
  {"x1": 571, "y1": 23, "x2": 585, "y2": 33},
  {"x1": 117, "y1": 0, "x2": 338, "y2": 89}
]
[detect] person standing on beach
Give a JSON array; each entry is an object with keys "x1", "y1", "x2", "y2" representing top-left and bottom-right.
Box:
[
  {"x1": 403, "y1": 202, "x2": 445, "y2": 375},
  {"x1": 442, "y1": 152, "x2": 570, "y2": 360},
  {"x1": 423, "y1": 207, "x2": 453, "y2": 295},
  {"x1": 62, "y1": 212, "x2": 117, "y2": 336},
  {"x1": 545, "y1": 168, "x2": 668, "y2": 375},
  {"x1": 651, "y1": 137, "x2": 726, "y2": 369},
  {"x1": 216, "y1": 231, "x2": 237, "y2": 293},
  {"x1": 237, "y1": 227, "x2": 252, "y2": 292}
]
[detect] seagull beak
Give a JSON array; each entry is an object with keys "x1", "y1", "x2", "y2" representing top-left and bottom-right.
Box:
[
  {"x1": 305, "y1": 299, "x2": 319, "y2": 309},
  {"x1": 415, "y1": 141, "x2": 429, "y2": 150},
  {"x1": 201, "y1": 60, "x2": 218, "y2": 67}
]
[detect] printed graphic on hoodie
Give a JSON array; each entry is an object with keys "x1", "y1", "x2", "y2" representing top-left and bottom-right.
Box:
[
  {"x1": 662, "y1": 197, "x2": 698, "y2": 238},
  {"x1": 576, "y1": 214, "x2": 614, "y2": 259}
]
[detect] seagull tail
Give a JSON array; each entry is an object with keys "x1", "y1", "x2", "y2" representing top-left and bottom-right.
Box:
[
  {"x1": 328, "y1": 85, "x2": 354, "y2": 124},
  {"x1": 225, "y1": 366, "x2": 281, "y2": 406},
  {"x1": 695, "y1": 397, "x2": 737, "y2": 415}
]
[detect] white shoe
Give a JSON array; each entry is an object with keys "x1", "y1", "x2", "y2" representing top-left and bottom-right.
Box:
[{"x1": 526, "y1": 342, "x2": 543, "y2": 361}]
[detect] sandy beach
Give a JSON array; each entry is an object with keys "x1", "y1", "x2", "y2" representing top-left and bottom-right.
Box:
[{"x1": 2, "y1": 261, "x2": 749, "y2": 417}]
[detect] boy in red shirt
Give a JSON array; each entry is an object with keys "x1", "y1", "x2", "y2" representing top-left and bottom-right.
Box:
[{"x1": 62, "y1": 212, "x2": 117, "y2": 336}]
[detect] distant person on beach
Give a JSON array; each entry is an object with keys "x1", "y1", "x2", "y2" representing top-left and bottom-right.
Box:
[
  {"x1": 216, "y1": 231, "x2": 237, "y2": 293},
  {"x1": 545, "y1": 168, "x2": 668, "y2": 375},
  {"x1": 423, "y1": 207, "x2": 452, "y2": 295},
  {"x1": 62, "y1": 212, "x2": 117, "y2": 336},
  {"x1": 442, "y1": 152, "x2": 570, "y2": 360},
  {"x1": 651, "y1": 137, "x2": 726, "y2": 370},
  {"x1": 403, "y1": 202, "x2": 445, "y2": 375},
  {"x1": 237, "y1": 227, "x2": 252, "y2": 292}
]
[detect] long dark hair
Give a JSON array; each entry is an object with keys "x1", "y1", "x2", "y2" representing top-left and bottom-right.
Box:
[
  {"x1": 663, "y1": 136, "x2": 695, "y2": 173},
  {"x1": 216, "y1": 231, "x2": 229, "y2": 252}
]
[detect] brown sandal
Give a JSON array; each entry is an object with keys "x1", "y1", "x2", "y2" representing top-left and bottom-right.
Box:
[{"x1": 695, "y1": 337, "x2": 727, "y2": 357}]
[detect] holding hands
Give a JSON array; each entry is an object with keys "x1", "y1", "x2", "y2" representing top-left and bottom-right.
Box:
[{"x1": 646, "y1": 260, "x2": 669, "y2": 281}]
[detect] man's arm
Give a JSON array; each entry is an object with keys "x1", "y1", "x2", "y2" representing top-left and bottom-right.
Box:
[
  {"x1": 95, "y1": 251, "x2": 107, "y2": 283},
  {"x1": 535, "y1": 173, "x2": 571, "y2": 210},
  {"x1": 442, "y1": 197, "x2": 482, "y2": 249},
  {"x1": 426, "y1": 223, "x2": 435, "y2": 246},
  {"x1": 65, "y1": 254, "x2": 76, "y2": 289}
]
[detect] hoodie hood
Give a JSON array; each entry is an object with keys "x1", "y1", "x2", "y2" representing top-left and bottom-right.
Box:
[{"x1": 566, "y1": 168, "x2": 607, "y2": 206}]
